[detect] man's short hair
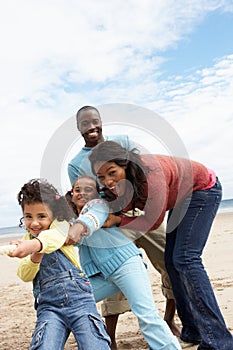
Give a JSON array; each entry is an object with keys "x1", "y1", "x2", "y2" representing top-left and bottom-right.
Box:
[{"x1": 76, "y1": 106, "x2": 100, "y2": 123}]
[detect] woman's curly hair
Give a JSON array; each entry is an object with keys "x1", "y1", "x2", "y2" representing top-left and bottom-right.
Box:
[{"x1": 18, "y1": 178, "x2": 74, "y2": 226}]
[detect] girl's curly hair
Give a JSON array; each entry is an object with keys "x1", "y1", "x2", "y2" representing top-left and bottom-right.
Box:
[{"x1": 18, "y1": 179, "x2": 74, "y2": 226}]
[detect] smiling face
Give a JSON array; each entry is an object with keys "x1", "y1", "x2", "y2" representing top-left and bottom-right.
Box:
[
  {"x1": 71, "y1": 177, "x2": 98, "y2": 212},
  {"x1": 94, "y1": 161, "x2": 127, "y2": 197},
  {"x1": 77, "y1": 109, "x2": 103, "y2": 147},
  {"x1": 23, "y1": 202, "x2": 53, "y2": 237}
]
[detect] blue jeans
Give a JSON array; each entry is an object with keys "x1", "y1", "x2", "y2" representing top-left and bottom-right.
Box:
[
  {"x1": 165, "y1": 179, "x2": 233, "y2": 349},
  {"x1": 30, "y1": 270, "x2": 110, "y2": 350},
  {"x1": 90, "y1": 255, "x2": 181, "y2": 350}
]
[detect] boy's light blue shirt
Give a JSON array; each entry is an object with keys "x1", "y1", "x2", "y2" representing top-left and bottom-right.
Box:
[{"x1": 68, "y1": 134, "x2": 136, "y2": 185}]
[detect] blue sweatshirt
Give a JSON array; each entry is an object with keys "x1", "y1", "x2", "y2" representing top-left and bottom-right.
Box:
[{"x1": 75, "y1": 199, "x2": 141, "y2": 278}]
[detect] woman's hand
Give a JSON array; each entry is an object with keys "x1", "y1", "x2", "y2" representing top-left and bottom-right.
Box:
[
  {"x1": 102, "y1": 214, "x2": 122, "y2": 228},
  {"x1": 65, "y1": 222, "x2": 88, "y2": 245},
  {"x1": 8, "y1": 239, "x2": 42, "y2": 258}
]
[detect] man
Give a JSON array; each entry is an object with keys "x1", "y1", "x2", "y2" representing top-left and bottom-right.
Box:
[{"x1": 68, "y1": 105, "x2": 181, "y2": 350}]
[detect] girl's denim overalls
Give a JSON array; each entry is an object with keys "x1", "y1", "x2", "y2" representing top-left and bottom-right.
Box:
[{"x1": 30, "y1": 249, "x2": 110, "y2": 350}]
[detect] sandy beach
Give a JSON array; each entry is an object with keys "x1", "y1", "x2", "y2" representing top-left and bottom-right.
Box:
[{"x1": 0, "y1": 212, "x2": 232, "y2": 349}]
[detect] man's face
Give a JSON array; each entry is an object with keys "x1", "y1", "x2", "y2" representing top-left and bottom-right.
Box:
[{"x1": 77, "y1": 109, "x2": 103, "y2": 147}]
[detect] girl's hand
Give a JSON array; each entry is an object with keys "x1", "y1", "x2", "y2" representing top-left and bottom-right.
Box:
[
  {"x1": 10, "y1": 239, "x2": 23, "y2": 245},
  {"x1": 65, "y1": 222, "x2": 88, "y2": 245},
  {"x1": 6, "y1": 240, "x2": 22, "y2": 256},
  {"x1": 102, "y1": 214, "x2": 122, "y2": 228},
  {"x1": 8, "y1": 239, "x2": 42, "y2": 258},
  {"x1": 30, "y1": 252, "x2": 44, "y2": 264},
  {"x1": 0, "y1": 242, "x2": 19, "y2": 256}
]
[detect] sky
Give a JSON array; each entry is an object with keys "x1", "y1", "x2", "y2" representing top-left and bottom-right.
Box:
[{"x1": 0, "y1": 0, "x2": 233, "y2": 228}]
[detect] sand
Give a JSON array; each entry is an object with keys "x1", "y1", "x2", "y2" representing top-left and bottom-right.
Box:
[{"x1": 0, "y1": 212, "x2": 232, "y2": 349}]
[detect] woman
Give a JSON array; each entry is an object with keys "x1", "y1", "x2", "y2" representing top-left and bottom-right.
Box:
[
  {"x1": 65, "y1": 175, "x2": 181, "y2": 350},
  {"x1": 88, "y1": 140, "x2": 233, "y2": 350}
]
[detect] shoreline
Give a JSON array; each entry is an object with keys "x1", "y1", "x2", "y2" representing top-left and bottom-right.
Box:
[{"x1": 0, "y1": 211, "x2": 232, "y2": 245}]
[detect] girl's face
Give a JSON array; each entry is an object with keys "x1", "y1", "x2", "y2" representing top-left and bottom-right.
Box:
[
  {"x1": 23, "y1": 202, "x2": 53, "y2": 237},
  {"x1": 72, "y1": 177, "x2": 98, "y2": 211},
  {"x1": 94, "y1": 161, "x2": 127, "y2": 197}
]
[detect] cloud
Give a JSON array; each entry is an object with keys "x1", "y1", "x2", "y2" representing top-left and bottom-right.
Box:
[
  {"x1": 0, "y1": 1, "x2": 224, "y2": 94},
  {"x1": 0, "y1": 1, "x2": 233, "y2": 227}
]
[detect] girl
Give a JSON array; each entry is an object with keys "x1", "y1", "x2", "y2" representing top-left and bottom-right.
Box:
[
  {"x1": 65, "y1": 175, "x2": 181, "y2": 350},
  {"x1": 88, "y1": 140, "x2": 233, "y2": 350},
  {"x1": 8, "y1": 178, "x2": 111, "y2": 350}
]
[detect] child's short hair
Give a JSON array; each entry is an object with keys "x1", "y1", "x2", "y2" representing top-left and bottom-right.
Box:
[{"x1": 18, "y1": 179, "x2": 74, "y2": 223}]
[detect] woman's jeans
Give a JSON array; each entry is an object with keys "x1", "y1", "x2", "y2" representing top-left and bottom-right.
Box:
[
  {"x1": 90, "y1": 255, "x2": 181, "y2": 350},
  {"x1": 165, "y1": 179, "x2": 233, "y2": 349}
]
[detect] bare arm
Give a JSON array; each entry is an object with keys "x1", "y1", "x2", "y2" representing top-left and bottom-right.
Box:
[{"x1": 8, "y1": 239, "x2": 42, "y2": 258}]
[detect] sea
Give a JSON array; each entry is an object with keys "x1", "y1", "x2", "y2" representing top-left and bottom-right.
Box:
[{"x1": 0, "y1": 199, "x2": 233, "y2": 242}]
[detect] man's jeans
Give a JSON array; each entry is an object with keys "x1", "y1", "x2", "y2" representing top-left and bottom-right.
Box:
[{"x1": 165, "y1": 179, "x2": 233, "y2": 349}]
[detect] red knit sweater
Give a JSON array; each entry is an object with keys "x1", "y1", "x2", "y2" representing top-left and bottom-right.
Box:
[{"x1": 120, "y1": 154, "x2": 214, "y2": 232}]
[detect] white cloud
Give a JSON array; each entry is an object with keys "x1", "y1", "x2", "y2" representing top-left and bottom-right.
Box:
[
  {"x1": 0, "y1": 1, "x2": 224, "y2": 91},
  {"x1": 0, "y1": 0, "x2": 233, "y2": 227}
]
